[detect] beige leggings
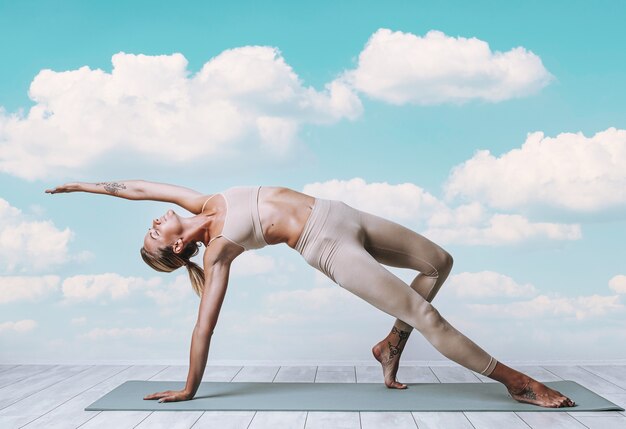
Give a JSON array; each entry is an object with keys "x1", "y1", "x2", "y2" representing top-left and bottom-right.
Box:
[{"x1": 295, "y1": 198, "x2": 498, "y2": 377}]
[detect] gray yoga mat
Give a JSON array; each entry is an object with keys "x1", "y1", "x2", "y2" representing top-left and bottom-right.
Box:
[{"x1": 85, "y1": 380, "x2": 624, "y2": 412}]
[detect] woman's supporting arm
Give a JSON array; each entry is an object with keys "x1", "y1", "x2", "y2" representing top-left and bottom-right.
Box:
[{"x1": 184, "y1": 257, "x2": 232, "y2": 398}]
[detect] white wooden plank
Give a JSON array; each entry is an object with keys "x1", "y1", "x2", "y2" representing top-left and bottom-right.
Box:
[
  {"x1": 0, "y1": 415, "x2": 25, "y2": 429},
  {"x1": 566, "y1": 411, "x2": 624, "y2": 417},
  {"x1": 0, "y1": 365, "x2": 127, "y2": 428},
  {"x1": 360, "y1": 411, "x2": 417, "y2": 429},
  {"x1": 202, "y1": 365, "x2": 243, "y2": 382},
  {"x1": 0, "y1": 365, "x2": 18, "y2": 373},
  {"x1": 543, "y1": 365, "x2": 626, "y2": 394},
  {"x1": 146, "y1": 364, "x2": 243, "y2": 382},
  {"x1": 21, "y1": 365, "x2": 167, "y2": 429},
  {"x1": 315, "y1": 368, "x2": 355, "y2": 383},
  {"x1": 148, "y1": 365, "x2": 188, "y2": 381},
  {"x1": 411, "y1": 412, "x2": 474, "y2": 429},
  {"x1": 516, "y1": 411, "x2": 588, "y2": 428},
  {"x1": 597, "y1": 392, "x2": 626, "y2": 417},
  {"x1": 356, "y1": 365, "x2": 438, "y2": 384},
  {"x1": 0, "y1": 364, "x2": 53, "y2": 387},
  {"x1": 248, "y1": 411, "x2": 307, "y2": 429},
  {"x1": 192, "y1": 411, "x2": 255, "y2": 429},
  {"x1": 397, "y1": 366, "x2": 439, "y2": 383},
  {"x1": 0, "y1": 365, "x2": 91, "y2": 410},
  {"x1": 316, "y1": 365, "x2": 355, "y2": 372},
  {"x1": 570, "y1": 415, "x2": 626, "y2": 429},
  {"x1": 134, "y1": 410, "x2": 203, "y2": 428},
  {"x1": 473, "y1": 364, "x2": 563, "y2": 387},
  {"x1": 232, "y1": 366, "x2": 280, "y2": 382},
  {"x1": 430, "y1": 366, "x2": 482, "y2": 383},
  {"x1": 274, "y1": 366, "x2": 317, "y2": 383},
  {"x1": 464, "y1": 411, "x2": 529, "y2": 429},
  {"x1": 582, "y1": 365, "x2": 626, "y2": 389},
  {"x1": 78, "y1": 410, "x2": 151, "y2": 429},
  {"x1": 356, "y1": 366, "x2": 383, "y2": 383},
  {"x1": 305, "y1": 411, "x2": 360, "y2": 429},
  {"x1": 503, "y1": 365, "x2": 564, "y2": 382}
]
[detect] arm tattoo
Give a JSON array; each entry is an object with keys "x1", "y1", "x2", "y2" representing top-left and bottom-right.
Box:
[{"x1": 96, "y1": 182, "x2": 127, "y2": 196}]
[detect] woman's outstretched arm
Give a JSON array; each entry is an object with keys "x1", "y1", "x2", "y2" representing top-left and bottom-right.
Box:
[{"x1": 45, "y1": 180, "x2": 208, "y2": 214}]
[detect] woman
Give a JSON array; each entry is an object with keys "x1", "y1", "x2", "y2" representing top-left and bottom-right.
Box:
[{"x1": 46, "y1": 180, "x2": 575, "y2": 408}]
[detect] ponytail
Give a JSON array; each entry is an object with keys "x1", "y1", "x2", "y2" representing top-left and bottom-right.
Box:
[
  {"x1": 184, "y1": 260, "x2": 205, "y2": 298},
  {"x1": 140, "y1": 241, "x2": 206, "y2": 297}
]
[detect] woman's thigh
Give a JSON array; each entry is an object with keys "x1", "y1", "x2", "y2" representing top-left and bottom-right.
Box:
[
  {"x1": 358, "y1": 210, "x2": 449, "y2": 277},
  {"x1": 331, "y1": 244, "x2": 432, "y2": 326}
]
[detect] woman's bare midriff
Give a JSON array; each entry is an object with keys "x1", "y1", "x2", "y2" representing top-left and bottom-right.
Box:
[{"x1": 258, "y1": 186, "x2": 316, "y2": 248}]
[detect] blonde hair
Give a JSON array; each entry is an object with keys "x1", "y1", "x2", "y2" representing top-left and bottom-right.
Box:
[{"x1": 140, "y1": 241, "x2": 205, "y2": 297}]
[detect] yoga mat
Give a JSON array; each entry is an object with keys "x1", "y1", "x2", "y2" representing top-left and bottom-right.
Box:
[{"x1": 85, "y1": 380, "x2": 624, "y2": 412}]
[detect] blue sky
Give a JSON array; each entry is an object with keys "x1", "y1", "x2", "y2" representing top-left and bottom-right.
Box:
[{"x1": 1, "y1": 0, "x2": 625, "y2": 364}]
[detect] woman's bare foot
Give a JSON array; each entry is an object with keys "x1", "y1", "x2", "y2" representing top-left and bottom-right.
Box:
[
  {"x1": 508, "y1": 376, "x2": 576, "y2": 408},
  {"x1": 372, "y1": 326, "x2": 410, "y2": 389}
]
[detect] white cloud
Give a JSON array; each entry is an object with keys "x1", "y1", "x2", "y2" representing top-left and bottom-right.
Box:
[
  {"x1": 303, "y1": 178, "x2": 580, "y2": 246},
  {"x1": 468, "y1": 293, "x2": 624, "y2": 320},
  {"x1": 444, "y1": 127, "x2": 626, "y2": 211},
  {"x1": 0, "y1": 197, "x2": 74, "y2": 272},
  {"x1": 254, "y1": 284, "x2": 387, "y2": 328},
  {"x1": 0, "y1": 319, "x2": 37, "y2": 333},
  {"x1": 446, "y1": 271, "x2": 538, "y2": 298},
  {"x1": 59, "y1": 272, "x2": 198, "y2": 315},
  {"x1": 70, "y1": 316, "x2": 87, "y2": 326},
  {"x1": 342, "y1": 28, "x2": 553, "y2": 105},
  {"x1": 0, "y1": 48, "x2": 362, "y2": 180},
  {"x1": 424, "y1": 213, "x2": 581, "y2": 245},
  {"x1": 231, "y1": 251, "x2": 276, "y2": 277},
  {"x1": 609, "y1": 275, "x2": 626, "y2": 294},
  {"x1": 304, "y1": 177, "x2": 445, "y2": 222},
  {"x1": 61, "y1": 272, "x2": 161, "y2": 302},
  {"x1": 78, "y1": 326, "x2": 174, "y2": 340},
  {"x1": 0, "y1": 275, "x2": 60, "y2": 303},
  {"x1": 143, "y1": 274, "x2": 193, "y2": 314}
]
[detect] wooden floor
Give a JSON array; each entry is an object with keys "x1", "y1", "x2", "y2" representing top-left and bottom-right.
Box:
[{"x1": 0, "y1": 363, "x2": 625, "y2": 429}]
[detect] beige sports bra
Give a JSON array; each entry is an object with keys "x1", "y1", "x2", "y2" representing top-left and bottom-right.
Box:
[{"x1": 202, "y1": 186, "x2": 269, "y2": 251}]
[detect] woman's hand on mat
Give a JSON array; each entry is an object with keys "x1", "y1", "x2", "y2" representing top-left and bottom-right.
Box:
[{"x1": 143, "y1": 389, "x2": 193, "y2": 403}]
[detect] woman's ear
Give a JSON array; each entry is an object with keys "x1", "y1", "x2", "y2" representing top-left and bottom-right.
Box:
[{"x1": 173, "y1": 238, "x2": 184, "y2": 254}]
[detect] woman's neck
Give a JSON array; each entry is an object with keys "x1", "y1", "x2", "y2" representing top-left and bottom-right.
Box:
[{"x1": 181, "y1": 212, "x2": 214, "y2": 246}]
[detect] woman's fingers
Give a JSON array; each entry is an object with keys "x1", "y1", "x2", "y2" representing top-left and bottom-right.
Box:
[
  {"x1": 158, "y1": 395, "x2": 174, "y2": 403},
  {"x1": 143, "y1": 389, "x2": 191, "y2": 403},
  {"x1": 45, "y1": 185, "x2": 69, "y2": 194},
  {"x1": 45, "y1": 182, "x2": 79, "y2": 194},
  {"x1": 143, "y1": 390, "x2": 171, "y2": 400}
]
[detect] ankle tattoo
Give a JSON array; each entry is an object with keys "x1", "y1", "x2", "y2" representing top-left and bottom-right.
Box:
[{"x1": 387, "y1": 326, "x2": 410, "y2": 358}]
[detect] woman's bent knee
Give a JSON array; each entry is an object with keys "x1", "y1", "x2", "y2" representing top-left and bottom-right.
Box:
[
  {"x1": 422, "y1": 249, "x2": 453, "y2": 278},
  {"x1": 435, "y1": 249, "x2": 453, "y2": 276},
  {"x1": 443, "y1": 251, "x2": 453, "y2": 271}
]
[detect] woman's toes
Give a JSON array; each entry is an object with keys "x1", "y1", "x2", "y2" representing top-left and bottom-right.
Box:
[{"x1": 386, "y1": 380, "x2": 407, "y2": 389}]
